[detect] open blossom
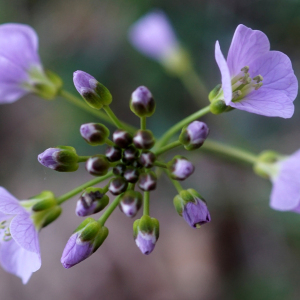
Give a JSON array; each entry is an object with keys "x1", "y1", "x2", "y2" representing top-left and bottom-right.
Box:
[
  {"x1": 213, "y1": 24, "x2": 298, "y2": 118},
  {"x1": 0, "y1": 187, "x2": 41, "y2": 284}
]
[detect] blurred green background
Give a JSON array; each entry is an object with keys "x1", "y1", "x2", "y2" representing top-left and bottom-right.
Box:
[{"x1": 0, "y1": 0, "x2": 300, "y2": 299}]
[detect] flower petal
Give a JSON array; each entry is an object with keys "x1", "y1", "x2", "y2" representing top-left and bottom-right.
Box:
[
  {"x1": 227, "y1": 24, "x2": 270, "y2": 76},
  {"x1": 0, "y1": 23, "x2": 40, "y2": 71},
  {"x1": 0, "y1": 187, "x2": 25, "y2": 215},
  {"x1": 0, "y1": 239, "x2": 41, "y2": 284},
  {"x1": 215, "y1": 41, "x2": 232, "y2": 104},
  {"x1": 229, "y1": 88, "x2": 294, "y2": 118},
  {"x1": 10, "y1": 213, "x2": 40, "y2": 254},
  {"x1": 270, "y1": 150, "x2": 300, "y2": 211},
  {"x1": 249, "y1": 51, "x2": 298, "y2": 101}
]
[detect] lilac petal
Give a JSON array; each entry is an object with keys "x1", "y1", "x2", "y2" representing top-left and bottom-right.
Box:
[
  {"x1": 0, "y1": 23, "x2": 40, "y2": 70},
  {"x1": 270, "y1": 150, "x2": 300, "y2": 211},
  {"x1": 0, "y1": 239, "x2": 41, "y2": 284},
  {"x1": 0, "y1": 187, "x2": 25, "y2": 215},
  {"x1": 10, "y1": 213, "x2": 40, "y2": 254},
  {"x1": 230, "y1": 88, "x2": 294, "y2": 118},
  {"x1": 215, "y1": 41, "x2": 232, "y2": 104},
  {"x1": 249, "y1": 51, "x2": 298, "y2": 101},
  {"x1": 227, "y1": 24, "x2": 270, "y2": 77},
  {"x1": 135, "y1": 232, "x2": 156, "y2": 255},
  {"x1": 128, "y1": 10, "x2": 179, "y2": 61},
  {"x1": 73, "y1": 70, "x2": 97, "y2": 95}
]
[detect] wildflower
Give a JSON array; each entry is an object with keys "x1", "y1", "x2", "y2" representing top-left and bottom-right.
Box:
[{"x1": 212, "y1": 24, "x2": 298, "y2": 118}]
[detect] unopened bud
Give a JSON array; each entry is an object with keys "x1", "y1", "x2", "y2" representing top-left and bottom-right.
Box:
[
  {"x1": 167, "y1": 156, "x2": 194, "y2": 180},
  {"x1": 113, "y1": 164, "x2": 126, "y2": 176},
  {"x1": 105, "y1": 146, "x2": 122, "y2": 162},
  {"x1": 38, "y1": 146, "x2": 79, "y2": 172},
  {"x1": 179, "y1": 121, "x2": 209, "y2": 150},
  {"x1": 119, "y1": 190, "x2": 142, "y2": 217},
  {"x1": 112, "y1": 130, "x2": 133, "y2": 148},
  {"x1": 133, "y1": 130, "x2": 155, "y2": 149},
  {"x1": 139, "y1": 151, "x2": 156, "y2": 168},
  {"x1": 130, "y1": 86, "x2": 155, "y2": 117},
  {"x1": 138, "y1": 171, "x2": 157, "y2": 191},
  {"x1": 124, "y1": 167, "x2": 140, "y2": 183},
  {"x1": 109, "y1": 177, "x2": 128, "y2": 195},
  {"x1": 86, "y1": 155, "x2": 110, "y2": 176},
  {"x1": 73, "y1": 70, "x2": 112, "y2": 109},
  {"x1": 80, "y1": 123, "x2": 110, "y2": 146},
  {"x1": 123, "y1": 145, "x2": 139, "y2": 164}
]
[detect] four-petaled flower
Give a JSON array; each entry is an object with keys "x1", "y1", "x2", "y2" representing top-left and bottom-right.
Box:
[
  {"x1": 0, "y1": 187, "x2": 41, "y2": 284},
  {"x1": 214, "y1": 24, "x2": 298, "y2": 118}
]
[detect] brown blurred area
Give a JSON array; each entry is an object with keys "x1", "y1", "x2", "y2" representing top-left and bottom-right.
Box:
[{"x1": 0, "y1": 0, "x2": 300, "y2": 299}]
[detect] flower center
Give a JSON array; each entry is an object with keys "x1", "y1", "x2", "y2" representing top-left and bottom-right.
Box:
[
  {"x1": 0, "y1": 219, "x2": 12, "y2": 242},
  {"x1": 230, "y1": 66, "x2": 263, "y2": 102}
]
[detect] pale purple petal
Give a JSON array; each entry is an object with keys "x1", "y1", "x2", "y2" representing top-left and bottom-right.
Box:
[
  {"x1": 0, "y1": 187, "x2": 25, "y2": 215},
  {"x1": 37, "y1": 148, "x2": 59, "y2": 169},
  {"x1": 73, "y1": 70, "x2": 97, "y2": 96},
  {"x1": 0, "y1": 239, "x2": 41, "y2": 284},
  {"x1": 215, "y1": 41, "x2": 232, "y2": 104},
  {"x1": 135, "y1": 232, "x2": 156, "y2": 255},
  {"x1": 61, "y1": 233, "x2": 93, "y2": 269},
  {"x1": 227, "y1": 24, "x2": 270, "y2": 76},
  {"x1": 10, "y1": 213, "x2": 40, "y2": 254},
  {"x1": 75, "y1": 201, "x2": 97, "y2": 217},
  {"x1": 270, "y1": 150, "x2": 300, "y2": 211},
  {"x1": 128, "y1": 10, "x2": 179, "y2": 61},
  {"x1": 249, "y1": 51, "x2": 298, "y2": 101},
  {"x1": 230, "y1": 89, "x2": 294, "y2": 118}
]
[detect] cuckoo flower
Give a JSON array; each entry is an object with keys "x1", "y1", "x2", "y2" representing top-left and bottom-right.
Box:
[
  {"x1": 213, "y1": 24, "x2": 298, "y2": 118},
  {"x1": 0, "y1": 187, "x2": 41, "y2": 284}
]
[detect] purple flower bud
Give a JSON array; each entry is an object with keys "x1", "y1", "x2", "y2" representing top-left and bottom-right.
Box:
[
  {"x1": 167, "y1": 156, "x2": 194, "y2": 180},
  {"x1": 133, "y1": 130, "x2": 155, "y2": 150},
  {"x1": 105, "y1": 146, "x2": 122, "y2": 162},
  {"x1": 80, "y1": 123, "x2": 110, "y2": 146},
  {"x1": 86, "y1": 155, "x2": 110, "y2": 176},
  {"x1": 130, "y1": 86, "x2": 155, "y2": 117},
  {"x1": 38, "y1": 146, "x2": 79, "y2": 172},
  {"x1": 109, "y1": 177, "x2": 128, "y2": 195},
  {"x1": 113, "y1": 164, "x2": 126, "y2": 176},
  {"x1": 139, "y1": 151, "x2": 156, "y2": 168},
  {"x1": 73, "y1": 70, "x2": 112, "y2": 109},
  {"x1": 124, "y1": 167, "x2": 140, "y2": 183},
  {"x1": 138, "y1": 171, "x2": 157, "y2": 191},
  {"x1": 123, "y1": 145, "x2": 139, "y2": 164},
  {"x1": 112, "y1": 130, "x2": 133, "y2": 148},
  {"x1": 179, "y1": 121, "x2": 209, "y2": 150},
  {"x1": 119, "y1": 190, "x2": 142, "y2": 217}
]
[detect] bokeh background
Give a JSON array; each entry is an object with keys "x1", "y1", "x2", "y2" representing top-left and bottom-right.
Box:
[{"x1": 0, "y1": 0, "x2": 300, "y2": 299}]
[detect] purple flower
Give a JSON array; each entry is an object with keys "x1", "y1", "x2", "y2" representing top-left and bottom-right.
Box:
[
  {"x1": 213, "y1": 24, "x2": 298, "y2": 118},
  {"x1": 269, "y1": 149, "x2": 300, "y2": 212},
  {"x1": 128, "y1": 10, "x2": 179, "y2": 62},
  {"x1": 182, "y1": 198, "x2": 211, "y2": 228},
  {"x1": 0, "y1": 187, "x2": 41, "y2": 284}
]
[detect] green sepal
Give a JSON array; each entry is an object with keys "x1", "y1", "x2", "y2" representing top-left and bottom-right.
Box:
[
  {"x1": 173, "y1": 195, "x2": 184, "y2": 216},
  {"x1": 80, "y1": 221, "x2": 101, "y2": 242},
  {"x1": 92, "y1": 226, "x2": 109, "y2": 252},
  {"x1": 208, "y1": 84, "x2": 221, "y2": 102},
  {"x1": 31, "y1": 205, "x2": 62, "y2": 230},
  {"x1": 30, "y1": 191, "x2": 57, "y2": 212},
  {"x1": 210, "y1": 99, "x2": 227, "y2": 114},
  {"x1": 133, "y1": 219, "x2": 140, "y2": 239}
]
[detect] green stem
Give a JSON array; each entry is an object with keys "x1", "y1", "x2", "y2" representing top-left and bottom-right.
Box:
[
  {"x1": 141, "y1": 116, "x2": 146, "y2": 130},
  {"x1": 154, "y1": 140, "x2": 182, "y2": 156},
  {"x1": 153, "y1": 161, "x2": 167, "y2": 169},
  {"x1": 155, "y1": 105, "x2": 211, "y2": 150},
  {"x1": 56, "y1": 171, "x2": 113, "y2": 204},
  {"x1": 105, "y1": 138, "x2": 115, "y2": 147},
  {"x1": 77, "y1": 156, "x2": 90, "y2": 163},
  {"x1": 143, "y1": 191, "x2": 150, "y2": 216},
  {"x1": 99, "y1": 194, "x2": 123, "y2": 225},
  {"x1": 59, "y1": 90, "x2": 136, "y2": 133},
  {"x1": 171, "y1": 178, "x2": 183, "y2": 193},
  {"x1": 103, "y1": 105, "x2": 125, "y2": 130},
  {"x1": 202, "y1": 140, "x2": 258, "y2": 164}
]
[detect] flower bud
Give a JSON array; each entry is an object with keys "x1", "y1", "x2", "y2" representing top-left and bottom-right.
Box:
[
  {"x1": 122, "y1": 145, "x2": 139, "y2": 164},
  {"x1": 112, "y1": 130, "x2": 133, "y2": 148},
  {"x1": 109, "y1": 177, "x2": 128, "y2": 195},
  {"x1": 73, "y1": 70, "x2": 112, "y2": 109},
  {"x1": 210, "y1": 99, "x2": 227, "y2": 114},
  {"x1": 124, "y1": 167, "x2": 140, "y2": 183},
  {"x1": 61, "y1": 218, "x2": 108, "y2": 268},
  {"x1": 139, "y1": 151, "x2": 156, "y2": 168},
  {"x1": 38, "y1": 146, "x2": 79, "y2": 172},
  {"x1": 113, "y1": 164, "x2": 126, "y2": 176},
  {"x1": 130, "y1": 86, "x2": 155, "y2": 117},
  {"x1": 86, "y1": 155, "x2": 110, "y2": 176},
  {"x1": 105, "y1": 146, "x2": 122, "y2": 162},
  {"x1": 76, "y1": 188, "x2": 109, "y2": 217},
  {"x1": 179, "y1": 121, "x2": 209, "y2": 151},
  {"x1": 133, "y1": 130, "x2": 155, "y2": 150},
  {"x1": 133, "y1": 215, "x2": 159, "y2": 255},
  {"x1": 173, "y1": 189, "x2": 211, "y2": 228},
  {"x1": 119, "y1": 190, "x2": 142, "y2": 217},
  {"x1": 138, "y1": 171, "x2": 157, "y2": 191},
  {"x1": 167, "y1": 156, "x2": 194, "y2": 180},
  {"x1": 80, "y1": 123, "x2": 110, "y2": 146}
]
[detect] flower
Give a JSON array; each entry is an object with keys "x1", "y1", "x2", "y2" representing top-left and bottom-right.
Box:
[
  {"x1": 0, "y1": 23, "x2": 61, "y2": 103},
  {"x1": 213, "y1": 24, "x2": 298, "y2": 118},
  {"x1": 0, "y1": 187, "x2": 41, "y2": 284}
]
